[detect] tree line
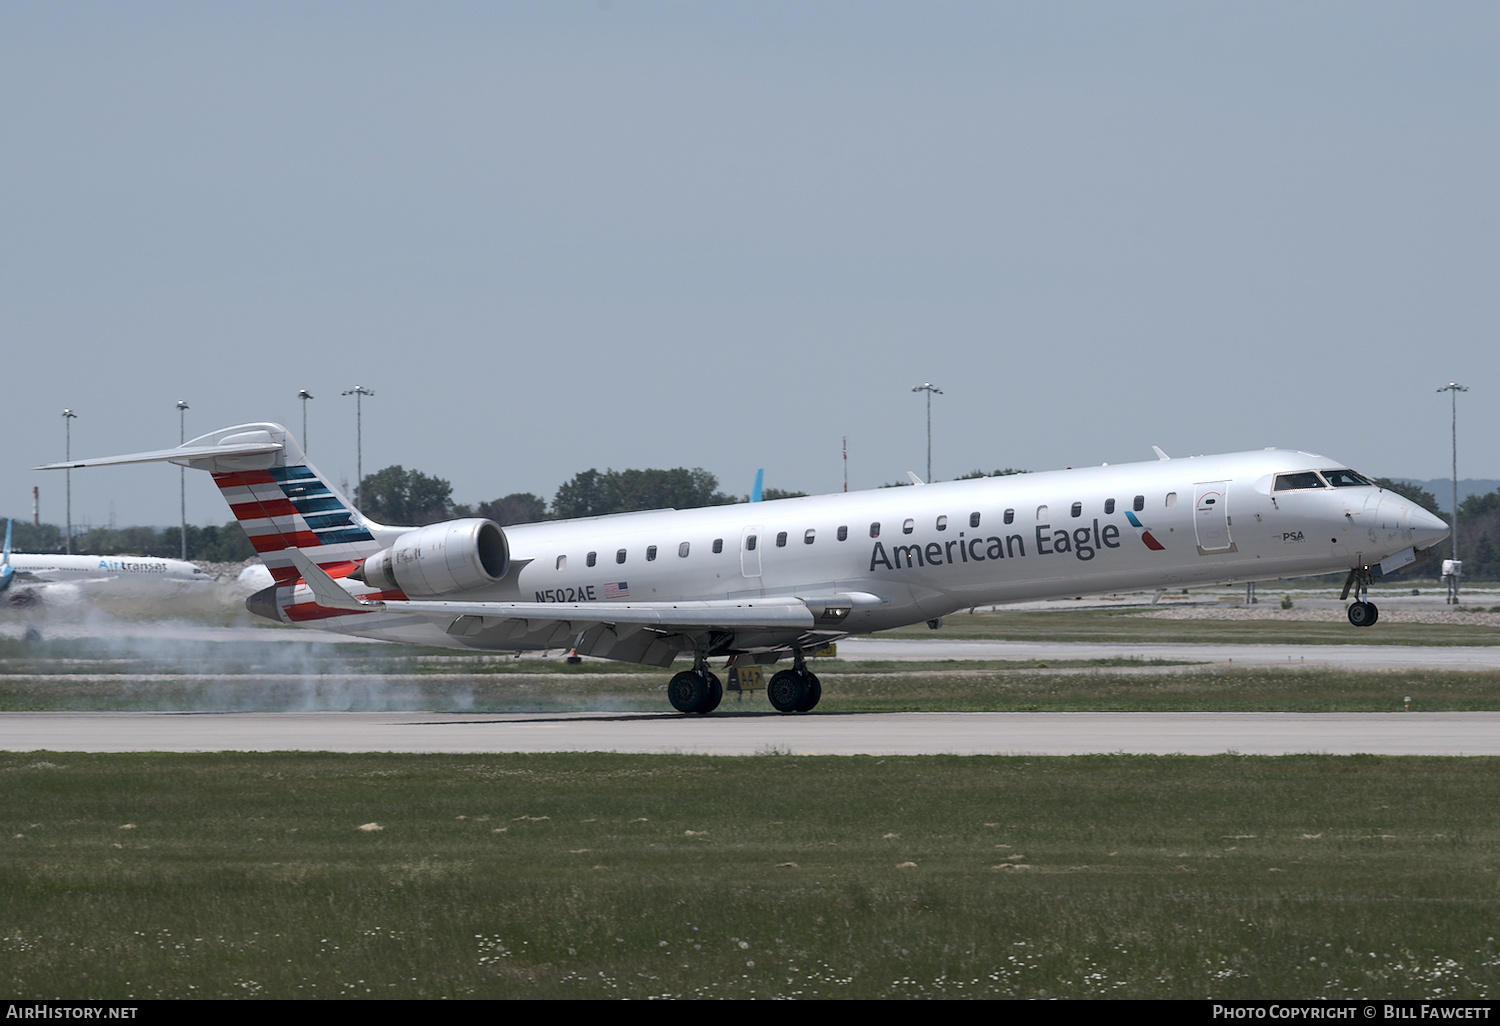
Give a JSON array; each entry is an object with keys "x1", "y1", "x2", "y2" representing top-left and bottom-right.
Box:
[
  {"x1": 356, "y1": 463, "x2": 755, "y2": 526},
  {"x1": 6, "y1": 520, "x2": 258, "y2": 563}
]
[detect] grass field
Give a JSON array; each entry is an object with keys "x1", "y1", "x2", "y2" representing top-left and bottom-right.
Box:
[
  {"x1": 3, "y1": 752, "x2": 1497, "y2": 999},
  {"x1": 5, "y1": 608, "x2": 1500, "y2": 999}
]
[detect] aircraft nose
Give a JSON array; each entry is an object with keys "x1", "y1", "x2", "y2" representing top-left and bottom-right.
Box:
[{"x1": 1408, "y1": 504, "x2": 1451, "y2": 551}]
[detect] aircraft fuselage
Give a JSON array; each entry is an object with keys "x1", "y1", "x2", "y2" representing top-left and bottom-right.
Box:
[{"x1": 280, "y1": 447, "x2": 1447, "y2": 654}]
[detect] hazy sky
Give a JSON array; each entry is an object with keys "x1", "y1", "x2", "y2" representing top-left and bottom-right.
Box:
[{"x1": 5, "y1": 2, "x2": 1497, "y2": 530}]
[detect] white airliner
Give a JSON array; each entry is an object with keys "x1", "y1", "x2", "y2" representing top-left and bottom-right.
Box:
[
  {"x1": 1, "y1": 519, "x2": 211, "y2": 597},
  {"x1": 40, "y1": 423, "x2": 1449, "y2": 715}
]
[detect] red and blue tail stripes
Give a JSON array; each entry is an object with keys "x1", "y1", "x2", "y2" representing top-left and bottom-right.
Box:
[{"x1": 213, "y1": 465, "x2": 381, "y2": 587}]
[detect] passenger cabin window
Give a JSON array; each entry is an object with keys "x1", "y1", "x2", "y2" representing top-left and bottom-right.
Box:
[
  {"x1": 746, "y1": 535, "x2": 757, "y2": 551},
  {"x1": 1104, "y1": 498, "x2": 1116, "y2": 515},
  {"x1": 586, "y1": 551, "x2": 597, "y2": 567},
  {"x1": 556, "y1": 555, "x2": 567, "y2": 571},
  {"x1": 616, "y1": 549, "x2": 627, "y2": 564},
  {"x1": 1070, "y1": 502, "x2": 1083, "y2": 518},
  {"x1": 712, "y1": 539, "x2": 724, "y2": 554},
  {"x1": 1036, "y1": 505, "x2": 1048, "y2": 521},
  {"x1": 678, "y1": 542, "x2": 690, "y2": 558},
  {"x1": 970, "y1": 512, "x2": 981, "y2": 528},
  {"x1": 1323, "y1": 469, "x2": 1371, "y2": 488},
  {"x1": 646, "y1": 545, "x2": 657, "y2": 561},
  {"x1": 804, "y1": 529, "x2": 816, "y2": 545},
  {"x1": 1133, "y1": 495, "x2": 1145, "y2": 512},
  {"x1": 1165, "y1": 492, "x2": 1178, "y2": 508},
  {"x1": 837, "y1": 526, "x2": 848, "y2": 541},
  {"x1": 1004, "y1": 508, "x2": 1015, "y2": 524},
  {"x1": 870, "y1": 522, "x2": 880, "y2": 539},
  {"x1": 936, "y1": 516, "x2": 948, "y2": 531},
  {"x1": 776, "y1": 532, "x2": 787, "y2": 548},
  {"x1": 903, "y1": 519, "x2": 915, "y2": 534}
]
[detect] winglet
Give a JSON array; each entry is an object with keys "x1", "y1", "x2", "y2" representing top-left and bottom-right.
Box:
[
  {"x1": 906, "y1": 471, "x2": 926, "y2": 486},
  {"x1": 751, "y1": 468, "x2": 764, "y2": 503},
  {"x1": 1152, "y1": 446, "x2": 1171, "y2": 461},
  {"x1": 286, "y1": 549, "x2": 381, "y2": 612}
]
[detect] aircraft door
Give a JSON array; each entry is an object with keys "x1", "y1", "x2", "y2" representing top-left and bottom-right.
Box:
[
  {"x1": 1194, "y1": 481, "x2": 1237, "y2": 554},
  {"x1": 740, "y1": 526, "x2": 763, "y2": 579}
]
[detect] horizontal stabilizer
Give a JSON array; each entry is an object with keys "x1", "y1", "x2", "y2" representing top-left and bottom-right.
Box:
[
  {"x1": 37, "y1": 439, "x2": 282, "y2": 472},
  {"x1": 286, "y1": 549, "x2": 369, "y2": 611}
]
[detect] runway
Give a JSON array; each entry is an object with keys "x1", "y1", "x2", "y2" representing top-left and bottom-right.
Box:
[
  {"x1": 837, "y1": 637, "x2": 1500, "y2": 670},
  {"x1": 5, "y1": 612, "x2": 1499, "y2": 757},
  {"x1": 5, "y1": 709, "x2": 1499, "y2": 756}
]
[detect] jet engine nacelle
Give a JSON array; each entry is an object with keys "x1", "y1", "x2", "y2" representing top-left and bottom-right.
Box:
[{"x1": 355, "y1": 518, "x2": 510, "y2": 596}]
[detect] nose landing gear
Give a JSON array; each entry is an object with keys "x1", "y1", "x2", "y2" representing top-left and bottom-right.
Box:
[{"x1": 1341, "y1": 568, "x2": 1379, "y2": 627}]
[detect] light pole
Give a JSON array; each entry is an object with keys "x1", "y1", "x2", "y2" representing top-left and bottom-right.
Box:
[
  {"x1": 342, "y1": 385, "x2": 374, "y2": 504},
  {"x1": 62, "y1": 409, "x2": 77, "y2": 554},
  {"x1": 298, "y1": 389, "x2": 313, "y2": 453},
  {"x1": 1438, "y1": 381, "x2": 1468, "y2": 604},
  {"x1": 177, "y1": 400, "x2": 190, "y2": 561},
  {"x1": 911, "y1": 382, "x2": 942, "y2": 483}
]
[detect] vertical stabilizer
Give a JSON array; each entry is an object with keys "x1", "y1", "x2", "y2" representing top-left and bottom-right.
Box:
[{"x1": 179, "y1": 424, "x2": 390, "y2": 586}]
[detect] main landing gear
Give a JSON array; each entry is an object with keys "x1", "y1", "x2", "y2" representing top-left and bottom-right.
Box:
[
  {"x1": 667, "y1": 652, "x2": 821, "y2": 715},
  {"x1": 1341, "y1": 567, "x2": 1379, "y2": 628},
  {"x1": 667, "y1": 653, "x2": 723, "y2": 715},
  {"x1": 767, "y1": 652, "x2": 821, "y2": 713}
]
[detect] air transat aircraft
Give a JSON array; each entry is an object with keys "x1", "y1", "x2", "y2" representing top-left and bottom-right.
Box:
[
  {"x1": 41, "y1": 423, "x2": 1449, "y2": 715},
  {"x1": 1, "y1": 518, "x2": 211, "y2": 597}
]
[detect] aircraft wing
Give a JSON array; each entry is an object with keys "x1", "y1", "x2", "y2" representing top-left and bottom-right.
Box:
[
  {"x1": 288, "y1": 549, "x2": 818, "y2": 626},
  {"x1": 284, "y1": 550, "x2": 859, "y2": 663}
]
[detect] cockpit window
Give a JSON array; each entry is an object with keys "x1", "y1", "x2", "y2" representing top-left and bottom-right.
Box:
[
  {"x1": 1274, "y1": 471, "x2": 1327, "y2": 491},
  {"x1": 1322, "y1": 469, "x2": 1372, "y2": 487}
]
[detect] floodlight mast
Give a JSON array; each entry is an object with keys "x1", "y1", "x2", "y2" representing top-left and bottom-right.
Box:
[
  {"x1": 62, "y1": 409, "x2": 77, "y2": 554},
  {"x1": 342, "y1": 386, "x2": 374, "y2": 505},
  {"x1": 911, "y1": 382, "x2": 942, "y2": 483},
  {"x1": 177, "y1": 400, "x2": 189, "y2": 560},
  {"x1": 1437, "y1": 381, "x2": 1468, "y2": 604},
  {"x1": 298, "y1": 390, "x2": 314, "y2": 454}
]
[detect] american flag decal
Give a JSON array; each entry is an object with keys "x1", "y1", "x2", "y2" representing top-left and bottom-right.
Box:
[{"x1": 604, "y1": 581, "x2": 630, "y2": 599}]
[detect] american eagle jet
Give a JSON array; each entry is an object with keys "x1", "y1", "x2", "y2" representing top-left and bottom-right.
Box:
[{"x1": 40, "y1": 423, "x2": 1448, "y2": 715}]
